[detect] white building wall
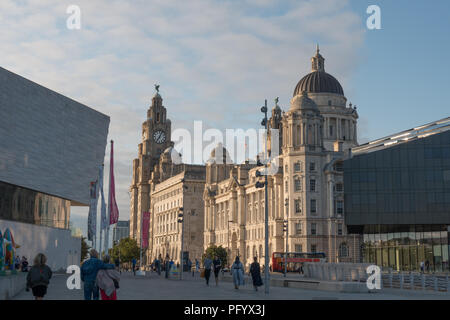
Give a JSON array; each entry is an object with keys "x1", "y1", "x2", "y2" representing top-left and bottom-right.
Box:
[{"x1": 0, "y1": 219, "x2": 81, "y2": 271}]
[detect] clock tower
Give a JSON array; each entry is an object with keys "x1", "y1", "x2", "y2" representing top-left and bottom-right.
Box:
[{"x1": 130, "y1": 86, "x2": 172, "y2": 243}]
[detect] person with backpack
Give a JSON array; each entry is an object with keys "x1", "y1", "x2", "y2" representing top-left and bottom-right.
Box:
[
  {"x1": 80, "y1": 249, "x2": 115, "y2": 300},
  {"x1": 26, "y1": 253, "x2": 52, "y2": 300},
  {"x1": 96, "y1": 255, "x2": 121, "y2": 300}
]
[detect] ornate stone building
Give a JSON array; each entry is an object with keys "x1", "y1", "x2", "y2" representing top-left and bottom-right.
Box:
[
  {"x1": 203, "y1": 48, "x2": 362, "y2": 267},
  {"x1": 130, "y1": 90, "x2": 173, "y2": 246},
  {"x1": 130, "y1": 89, "x2": 206, "y2": 265}
]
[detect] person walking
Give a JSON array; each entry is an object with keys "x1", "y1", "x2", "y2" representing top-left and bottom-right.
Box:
[
  {"x1": 26, "y1": 253, "x2": 52, "y2": 300},
  {"x1": 425, "y1": 260, "x2": 430, "y2": 273},
  {"x1": 114, "y1": 257, "x2": 121, "y2": 274},
  {"x1": 299, "y1": 262, "x2": 304, "y2": 275},
  {"x1": 420, "y1": 261, "x2": 424, "y2": 273},
  {"x1": 21, "y1": 256, "x2": 29, "y2": 272},
  {"x1": 195, "y1": 258, "x2": 200, "y2": 276},
  {"x1": 155, "y1": 255, "x2": 161, "y2": 275},
  {"x1": 203, "y1": 256, "x2": 213, "y2": 286},
  {"x1": 15, "y1": 255, "x2": 21, "y2": 270},
  {"x1": 96, "y1": 255, "x2": 120, "y2": 300},
  {"x1": 164, "y1": 254, "x2": 170, "y2": 279},
  {"x1": 231, "y1": 256, "x2": 245, "y2": 290},
  {"x1": 249, "y1": 257, "x2": 263, "y2": 291},
  {"x1": 212, "y1": 255, "x2": 222, "y2": 286},
  {"x1": 188, "y1": 259, "x2": 192, "y2": 276},
  {"x1": 132, "y1": 258, "x2": 137, "y2": 276},
  {"x1": 80, "y1": 249, "x2": 115, "y2": 300}
]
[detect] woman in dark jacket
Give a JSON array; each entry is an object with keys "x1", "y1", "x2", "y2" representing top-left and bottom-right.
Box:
[
  {"x1": 249, "y1": 257, "x2": 263, "y2": 291},
  {"x1": 26, "y1": 253, "x2": 52, "y2": 300}
]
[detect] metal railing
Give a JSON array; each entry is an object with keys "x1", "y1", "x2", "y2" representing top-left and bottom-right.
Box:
[{"x1": 381, "y1": 271, "x2": 450, "y2": 292}]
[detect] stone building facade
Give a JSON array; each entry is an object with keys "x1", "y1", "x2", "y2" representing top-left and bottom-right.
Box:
[
  {"x1": 203, "y1": 48, "x2": 362, "y2": 267},
  {"x1": 130, "y1": 90, "x2": 206, "y2": 265},
  {"x1": 130, "y1": 92, "x2": 173, "y2": 246},
  {"x1": 131, "y1": 48, "x2": 362, "y2": 268}
]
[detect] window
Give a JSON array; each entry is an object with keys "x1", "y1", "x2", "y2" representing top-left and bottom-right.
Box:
[
  {"x1": 311, "y1": 223, "x2": 317, "y2": 235},
  {"x1": 295, "y1": 222, "x2": 302, "y2": 235},
  {"x1": 338, "y1": 223, "x2": 343, "y2": 236},
  {"x1": 309, "y1": 162, "x2": 315, "y2": 171},
  {"x1": 294, "y1": 162, "x2": 301, "y2": 172},
  {"x1": 295, "y1": 244, "x2": 303, "y2": 252},
  {"x1": 311, "y1": 244, "x2": 317, "y2": 253},
  {"x1": 335, "y1": 183, "x2": 343, "y2": 192},
  {"x1": 285, "y1": 165, "x2": 288, "y2": 173},
  {"x1": 339, "y1": 243, "x2": 349, "y2": 257},
  {"x1": 294, "y1": 177, "x2": 302, "y2": 192},
  {"x1": 310, "y1": 199, "x2": 316, "y2": 214},
  {"x1": 285, "y1": 180, "x2": 288, "y2": 190},
  {"x1": 294, "y1": 199, "x2": 301, "y2": 213},
  {"x1": 310, "y1": 179, "x2": 316, "y2": 192},
  {"x1": 329, "y1": 126, "x2": 333, "y2": 136},
  {"x1": 328, "y1": 100, "x2": 332, "y2": 106},
  {"x1": 336, "y1": 200, "x2": 343, "y2": 216},
  {"x1": 334, "y1": 162, "x2": 343, "y2": 172}
]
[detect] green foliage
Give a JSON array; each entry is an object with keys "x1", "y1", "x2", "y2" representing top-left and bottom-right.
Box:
[
  {"x1": 80, "y1": 236, "x2": 90, "y2": 263},
  {"x1": 202, "y1": 245, "x2": 228, "y2": 267},
  {"x1": 110, "y1": 237, "x2": 140, "y2": 263}
]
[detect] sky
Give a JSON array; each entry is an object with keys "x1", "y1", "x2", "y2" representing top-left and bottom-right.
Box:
[{"x1": 1, "y1": 0, "x2": 449, "y2": 239}]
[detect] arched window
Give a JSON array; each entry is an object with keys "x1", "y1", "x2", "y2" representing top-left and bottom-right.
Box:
[{"x1": 339, "y1": 243, "x2": 349, "y2": 257}]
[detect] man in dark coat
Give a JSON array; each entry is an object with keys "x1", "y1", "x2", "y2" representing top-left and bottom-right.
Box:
[{"x1": 249, "y1": 257, "x2": 263, "y2": 291}]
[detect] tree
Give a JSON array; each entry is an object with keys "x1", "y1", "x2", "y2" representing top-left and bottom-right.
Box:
[
  {"x1": 202, "y1": 245, "x2": 228, "y2": 268},
  {"x1": 80, "y1": 236, "x2": 90, "y2": 263},
  {"x1": 110, "y1": 237, "x2": 140, "y2": 263}
]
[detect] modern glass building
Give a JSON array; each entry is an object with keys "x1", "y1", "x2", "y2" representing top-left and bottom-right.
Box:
[
  {"x1": 0, "y1": 66, "x2": 110, "y2": 269},
  {"x1": 344, "y1": 117, "x2": 450, "y2": 272}
]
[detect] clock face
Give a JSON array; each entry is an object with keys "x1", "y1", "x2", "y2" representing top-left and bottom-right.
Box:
[{"x1": 153, "y1": 130, "x2": 166, "y2": 144}]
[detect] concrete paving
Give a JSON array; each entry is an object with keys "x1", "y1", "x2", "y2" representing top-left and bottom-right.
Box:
[{"x1": 13, "y1": 271, "x2": 450, "y2": 300}]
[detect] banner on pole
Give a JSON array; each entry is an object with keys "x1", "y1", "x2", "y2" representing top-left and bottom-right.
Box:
[
  {"x1": 87, "y1": 181, "x2": 98, "y2": 241},
  {"x1": 142, "y1": 212, "x2": 150, "y2": 249},
  {"x1": 109, "y1": 140, "x2": 119, "y2": 225},
  {"x1": 99, "y1": 165, "x2": 107, "y2": 230}
]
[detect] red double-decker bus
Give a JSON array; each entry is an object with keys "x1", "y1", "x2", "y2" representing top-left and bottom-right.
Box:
[{"x1": 272, "y1": 252, "x2": 326, "y2": 272}]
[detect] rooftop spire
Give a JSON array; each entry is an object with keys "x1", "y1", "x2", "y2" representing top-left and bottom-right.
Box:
[{"x1": 311, "y1": 44, "x2": 325, "y2": 72}]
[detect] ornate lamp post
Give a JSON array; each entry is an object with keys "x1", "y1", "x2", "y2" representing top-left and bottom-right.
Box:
[{"x1": 255, "y1": 99, "x2": 270, "y2": 294}]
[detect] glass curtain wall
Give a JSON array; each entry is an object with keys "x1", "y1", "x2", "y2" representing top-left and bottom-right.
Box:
[{"x1": 362, "y1": 224, "x2": 450, "y2": 272}]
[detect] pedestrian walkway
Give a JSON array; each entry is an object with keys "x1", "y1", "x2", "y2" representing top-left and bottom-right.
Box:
[{"x1": 13, "y1": 271, "x2": 450, "y2": 300}]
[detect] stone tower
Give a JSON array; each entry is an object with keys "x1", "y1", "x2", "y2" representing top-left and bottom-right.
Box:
[{"x1": 130, "y1": 88, "x2": 172, "y2": 244}]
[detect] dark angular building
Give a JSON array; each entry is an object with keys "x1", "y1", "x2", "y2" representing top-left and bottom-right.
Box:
[{"x1": 344, "y1": 117, "x2": 450, "y2": 272}]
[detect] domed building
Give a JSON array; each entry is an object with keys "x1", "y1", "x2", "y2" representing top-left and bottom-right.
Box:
[
  {"x1": 131, "y1": 48, "x2": 362, "y2": 269},
  {"x1": 203, "y1": 47, "x2": 361, "y2": 266}
]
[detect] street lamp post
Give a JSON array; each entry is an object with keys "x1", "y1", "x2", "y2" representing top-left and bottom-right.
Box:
[
  {"x1": 178, "y1": 207, "x2": 184, "y2": 280},
  {"x1": 284, "y1": 197, "x2": 289, "y2": 278},
  {"x1": 228, "y1": 220, "x2": 233, "y2": 264},
  {"x1": 255, "y1": 99, "x2": 270, "y2": 294}
]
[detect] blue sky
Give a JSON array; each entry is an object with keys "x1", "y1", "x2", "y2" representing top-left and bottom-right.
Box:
[
  {"x1": 350, "y1": 0, "x2": 450, "y2": 141},
  {"x1": 1, "y1": 0, "x2": 448, "y2": 238}
]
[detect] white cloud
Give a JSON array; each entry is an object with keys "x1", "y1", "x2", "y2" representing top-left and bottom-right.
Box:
[{"x1": 0, "y1": 0, "x2": 365, "y2": 227}]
